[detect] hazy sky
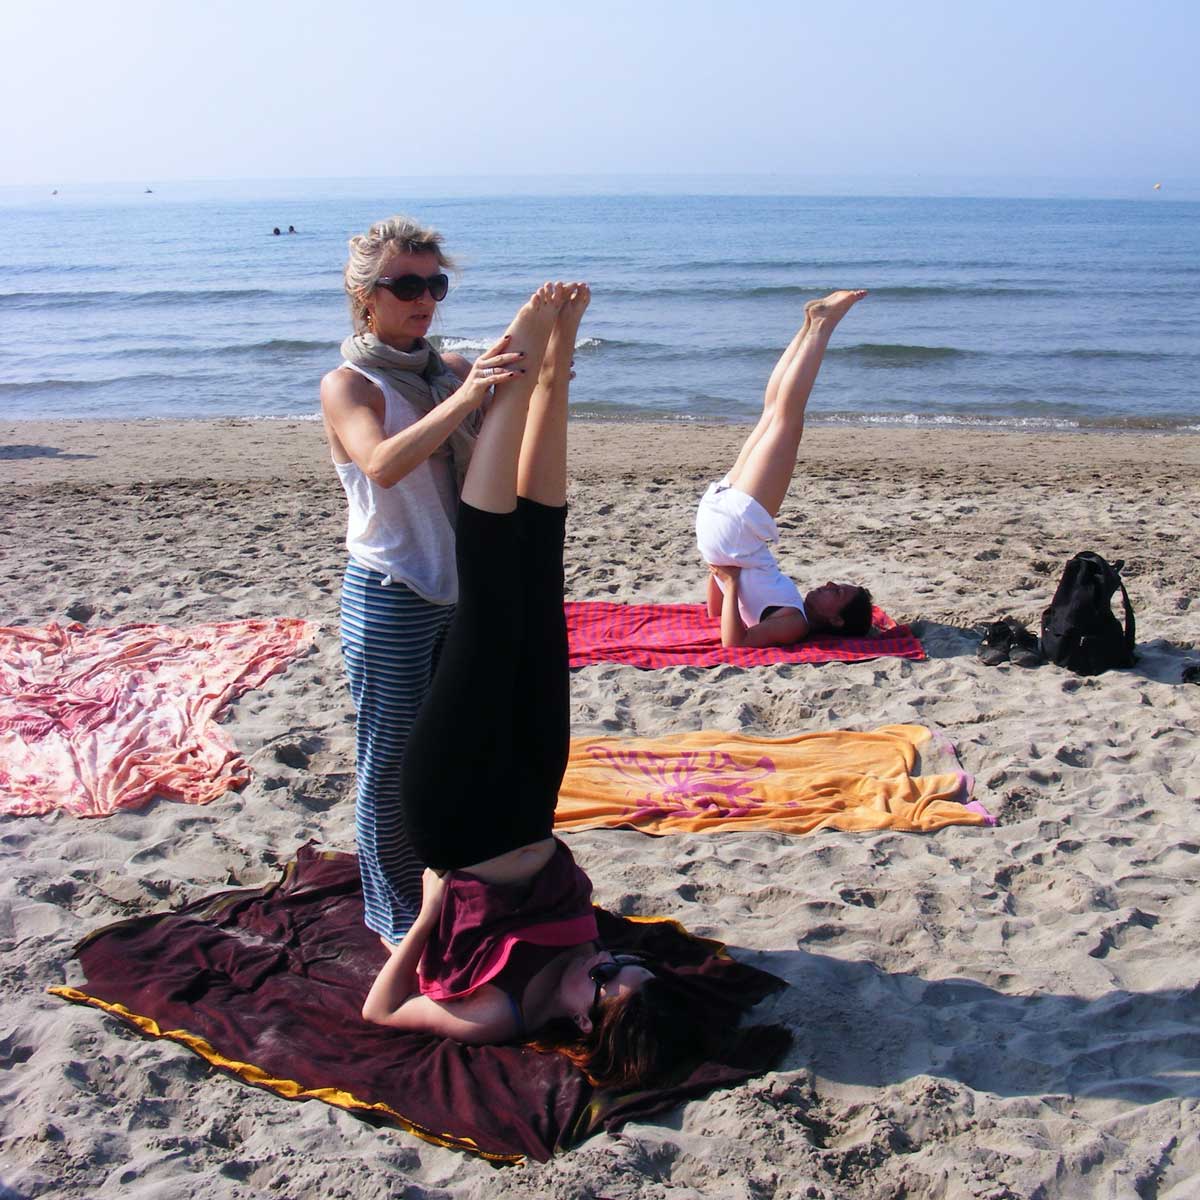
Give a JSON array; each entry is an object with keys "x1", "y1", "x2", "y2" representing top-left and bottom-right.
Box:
[{"x1": 2, "y1": 0, "x2": 1195, "y2": 193}]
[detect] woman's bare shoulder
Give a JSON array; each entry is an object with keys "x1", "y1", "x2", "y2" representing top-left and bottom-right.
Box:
[
  {"x1": 441, "y1": 351, "x2": 472, "y2": 383},
  {"x1": 321, "y1": 364, "x2": 382, "y2": 410}
]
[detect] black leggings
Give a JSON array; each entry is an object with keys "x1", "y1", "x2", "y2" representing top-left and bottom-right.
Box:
[{"x1": 402, "y1": 498, "x2": 570, "y2": 870}]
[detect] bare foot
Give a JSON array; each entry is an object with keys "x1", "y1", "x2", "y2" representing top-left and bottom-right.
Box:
[
  {"x1": 804, "y1": 289, "x2": 868, "y2": 328},
  {"x1": 543, "y1": 282, "x2": 590, "y2": 381},
  {"x1": 557, "y1": 282, "x2": 591, "y2": 337},
  {"x1": 501, "y1": 281, "x2": 568, "y2": 376}
]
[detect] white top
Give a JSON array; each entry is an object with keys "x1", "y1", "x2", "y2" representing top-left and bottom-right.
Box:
[
  {"x1": 333, "y1": 362, "x2": 459, "y2": 604},
  {"x1": 695, "y1": 479, "x2": 807, "y2": 627}
]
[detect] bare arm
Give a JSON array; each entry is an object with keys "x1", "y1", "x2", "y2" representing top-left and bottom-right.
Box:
[
  {"x1": 363, "y1": 985, "x2": 516, "y2": 1042},
  {"x1": 361, "y1": 869, "x2": 516, "y2": 1042},
  {"x1": 740, "y1": 607, "x2": 811, "y2": 648},
  {"x1": 706, "y1": 572, "x2": 724, "y2": 619},
  {"x1": 322, "y1": 368, "x2": 479, "y2": 489},
  {"x1": 361, "y1": 869, "x2": 445, "y2": 1023},
  {"x1": 321, "y1": 337, "x2": 520, "y2": 489},
  {"x1": 711, "y1": 565, "x2": 749, "y2": 648},
  {"x1": 709, "y1": 565, "x2": 810, "y2": 648}
]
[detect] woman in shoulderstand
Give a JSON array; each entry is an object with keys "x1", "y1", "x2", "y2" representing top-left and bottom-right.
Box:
[
  {"x1": 698, "y1": 290, "x2": 874, "y2": 648},
  {"x1": 321, "y1": 215, "x2": 528, "y2": 949},
  {"x1": 361, "y1": 281, "x2": 702, "y2": 1088}
]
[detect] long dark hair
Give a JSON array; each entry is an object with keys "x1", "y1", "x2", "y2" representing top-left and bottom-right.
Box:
[{"x1": 530, "y1": 972, "x2": 711, "y2": 1090}]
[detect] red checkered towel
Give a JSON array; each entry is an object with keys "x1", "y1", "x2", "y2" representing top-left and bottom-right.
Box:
[{"x1": 566, "y1": 602, "x2": 923, "y2": 669}]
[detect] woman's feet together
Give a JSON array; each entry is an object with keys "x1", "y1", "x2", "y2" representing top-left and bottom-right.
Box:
[
  {"x1": 804, "y1": 288, "x2": 868, "y2": 330},
  {"x1": 498, "y1": 281, "x2": 591, "y2": 383}
]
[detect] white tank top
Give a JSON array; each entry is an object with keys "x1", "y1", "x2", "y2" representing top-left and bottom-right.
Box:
[
  {"x1": 333, "y1": 362, "x2": 459, "y2": 604},
  {"x1": 735, "y1": 558, "x2": 807, "y2": 628}
]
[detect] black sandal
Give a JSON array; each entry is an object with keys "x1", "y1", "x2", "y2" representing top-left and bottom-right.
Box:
[
  {"x1": 1005, "y1": 617, "x2": 1042, "y2": 668},
  {"x1": 977, "y1": 620, "x2": 1013, "y2": 666}
]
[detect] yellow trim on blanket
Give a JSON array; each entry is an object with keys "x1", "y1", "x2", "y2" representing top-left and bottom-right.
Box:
[
  {"x1": 48, "y1": 986, "x2": 523, "y2": 1166},
  {"x1": 620, "y1": 913, "x2": 730, "y2": 958}
]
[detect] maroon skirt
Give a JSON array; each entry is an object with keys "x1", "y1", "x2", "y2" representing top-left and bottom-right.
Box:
[{"x1": 419, "y1": 839, "x2": 598, "y2": 1001}]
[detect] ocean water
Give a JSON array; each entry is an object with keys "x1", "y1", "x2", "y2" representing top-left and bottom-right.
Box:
[{"x1": 2, "y1": 183, "x2": 1198, "y2": 431}]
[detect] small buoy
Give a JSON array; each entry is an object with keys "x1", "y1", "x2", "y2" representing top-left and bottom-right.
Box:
[{"x1": 1153, "y1": 182, "x2": 1162, "y2": 190}]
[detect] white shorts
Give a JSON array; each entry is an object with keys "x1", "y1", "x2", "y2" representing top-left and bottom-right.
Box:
[{"x1": 695, "y1": 481, "x2": 779, "y2": 565}]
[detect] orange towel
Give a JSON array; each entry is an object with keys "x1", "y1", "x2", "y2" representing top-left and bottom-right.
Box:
[{"x1": 555, "y1": 724, "x2": 990, "y2": 836}]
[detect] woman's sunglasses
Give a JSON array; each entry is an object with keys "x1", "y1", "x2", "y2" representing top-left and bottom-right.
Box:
[
  {"x1": 375, "y1": 272, "x2": 449, "y2": 302},
  {"x1": 588, "y1": 953, "x2": 649, "y2": 1013}
]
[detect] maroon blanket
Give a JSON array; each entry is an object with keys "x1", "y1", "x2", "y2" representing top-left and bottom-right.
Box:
[
  {"x1": 566, "y1": 602, "x2": 924, "y2": 668},
  {"x1": 52, "y1": 846, "x2": 789, "y2": 1163}
]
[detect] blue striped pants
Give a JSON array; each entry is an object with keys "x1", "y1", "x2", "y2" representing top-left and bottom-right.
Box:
[{"x1": 340, "y1": 560, "x2": 454, "y2": 943}]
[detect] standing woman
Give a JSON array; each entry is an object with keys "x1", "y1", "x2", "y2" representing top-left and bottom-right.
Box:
[{"x1": 321, "y1": 215, "x2": 524, "y2": 944}]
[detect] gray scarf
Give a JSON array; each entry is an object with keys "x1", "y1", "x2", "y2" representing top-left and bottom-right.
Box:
[{"x1": 340, "y1": 332, "x2": 477, "y2": 488}]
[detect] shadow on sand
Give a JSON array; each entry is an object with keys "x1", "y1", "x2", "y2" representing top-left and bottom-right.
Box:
[
  {"x1": 0, "y1": 444, "x2": 94, "y2": 462},
  {"x1": 743, "y1": 946, "x2": 1200, "y2": 1104},
  {"x1": 911, "y1": 618, "x2": 1200, "y2": 685},
  {"x1": 907, "y1": 619, "x2": 978, "y2": 661}
]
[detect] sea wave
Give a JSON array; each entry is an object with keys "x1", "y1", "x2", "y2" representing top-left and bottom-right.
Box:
[
  {"x1": 525, "y1": 281, "x2": 1063, "y2": 301},
  {"x1": 813, "y1": 409, "x2": 1200, "y2": 433},
  {"x1": 0, "y1": 372, "x2": 207, "y2": 395},
  {"x1": 561, "y1": 402, "x2": 1200, "y2": 433},
  {"x1": 653, "y1": 257, "x2": 1030, "y2": 273},
  {"x1": 830, "y1": 343, "x2": 973, "y2": 365},
  {"x1": 150, "y1": 338, "x2": 336, "y2": 359},
  {"x1": 3, "y1": 340, "x2": 338, "y2": 367},
  {"x1": 657, "y1": 257, "x2": 900, "y2": 273},
  {"x1": 569, "y1": 401, "x2": 701, "y2": 422},
  {"x1": 866, "y1": 284, "x2": 1054, "y2": 298},
  {"x1": 1050, "y1": 347, "x2": 1190, "y2": 362},
  {"x1": 430, "y1": 336, "x2": 494, "y2": 353},
  {"x1": 0, "y1": 287, "x2": 330, "y2": 309},
  {"x1": 433, "y1": 334, "x2": 612, "y2": 354}
]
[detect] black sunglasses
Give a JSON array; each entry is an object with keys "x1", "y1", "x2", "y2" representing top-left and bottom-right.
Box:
[
  {"x1": 588, "y1": 953, "x2": 648, "y2": 1013},
  {"x1": 375, "y1": 272, "x2": 449, "y2": 302}
]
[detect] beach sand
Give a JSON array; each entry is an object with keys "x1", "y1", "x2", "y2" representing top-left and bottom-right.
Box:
[{"x1": 2, "y1": 417, "x2": 1199, "y2": 1199}]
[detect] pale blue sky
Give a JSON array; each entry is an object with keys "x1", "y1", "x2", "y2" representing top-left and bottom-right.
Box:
[{"x1": 2, "y1": 0, "x2": 1195, "y2": 196}]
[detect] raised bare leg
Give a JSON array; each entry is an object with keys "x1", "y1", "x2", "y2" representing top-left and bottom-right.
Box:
[
  {"x1": 460, "y1": 283, "x2": 565, "y2": 513},
  {"x1": 727, "y1": 289, "x2": 866, "y2": 517},
  {"x1": 518, "y1": 282, "x2": 590, "y2": 507},
  {"x1": 726, "y1": 306, "x2": 816, "y2": 482}
]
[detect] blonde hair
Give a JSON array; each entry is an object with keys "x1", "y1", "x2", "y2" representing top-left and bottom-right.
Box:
[{"x1": 343, "y1": 214, "x2": 456, "y2": 332}]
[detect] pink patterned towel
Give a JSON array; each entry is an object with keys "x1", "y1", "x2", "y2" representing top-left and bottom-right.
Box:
[
  {"x1": 566, "y1": 603, "x2": 924, "y2": 669},
  {"x1": 0, "y1": 619, "x2": 316, "y2": 818}
]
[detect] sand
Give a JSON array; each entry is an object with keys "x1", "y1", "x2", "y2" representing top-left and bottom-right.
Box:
[{"x1": 2, "y1": 417, "x2": 1199, "y2": 1199}]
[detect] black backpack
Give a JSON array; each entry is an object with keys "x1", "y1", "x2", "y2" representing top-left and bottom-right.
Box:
[{"x1": 1040, "y1": 552, "x2": 1135, "y2": 675}]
